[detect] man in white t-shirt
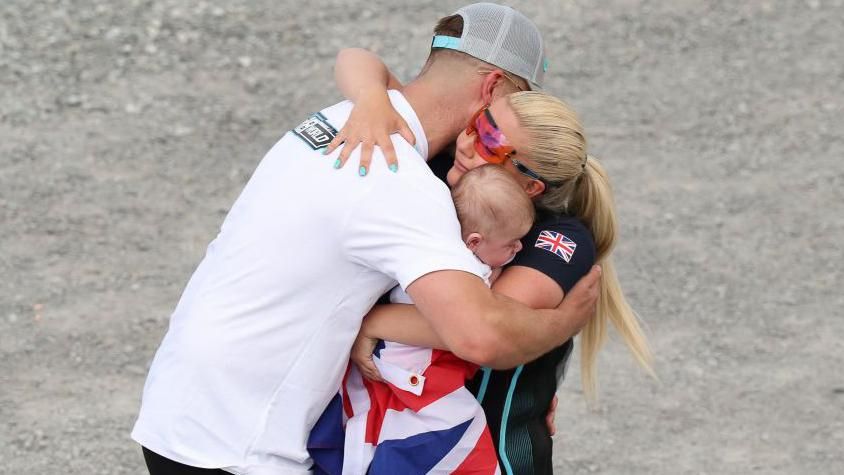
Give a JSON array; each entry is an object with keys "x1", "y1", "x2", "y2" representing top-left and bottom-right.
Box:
[{"x1": 132, "y1": 4, "x2": 601, "y2": 475}]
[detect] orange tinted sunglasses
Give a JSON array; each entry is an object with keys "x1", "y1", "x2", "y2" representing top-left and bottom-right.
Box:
[{"x1": 465, "y1": 107, "x2": 516, "y2": 165}]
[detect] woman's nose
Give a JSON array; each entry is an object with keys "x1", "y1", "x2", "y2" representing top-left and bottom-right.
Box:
[{"x1": 456, "y1": 132, "x2": 475, "y2": 157}]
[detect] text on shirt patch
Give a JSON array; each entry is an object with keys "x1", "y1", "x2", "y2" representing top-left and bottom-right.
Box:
[
  {"x1": 534, "y1": 230, "x2": 577, "y2": 262},
  {"x1": 293, "y1": 112, "x2": 337, "y2": 150}
]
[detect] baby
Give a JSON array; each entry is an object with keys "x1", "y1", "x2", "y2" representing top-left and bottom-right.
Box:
[
  {"x1": 340, "y1": 165, "x2": 535, "y2": 474},
  {"x1": 452, "y1": 164, "x2": 534, "y2": 271}
]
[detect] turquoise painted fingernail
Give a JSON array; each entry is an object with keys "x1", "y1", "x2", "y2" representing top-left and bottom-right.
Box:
[
  {"x1": 389, "y1": 164, "x2": 398, "y2": 173},
  {"x1": 322, "y1": 147, "x2": 330, "y2": 155},
  {"x1": 359, "y1": 166, "x2": 367, "y2": 177},
  {"x1": 333, "y1": 158, "x2": 341, "y2": 169}
]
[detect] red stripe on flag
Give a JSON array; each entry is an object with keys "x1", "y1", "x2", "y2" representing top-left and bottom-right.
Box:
[{"x1": 451, "y1": 425, "x2": 499, "y2": 474}]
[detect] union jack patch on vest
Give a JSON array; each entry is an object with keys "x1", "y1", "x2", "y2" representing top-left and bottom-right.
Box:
[{"x1": 534, "y1": 230, "x2": 577, "y2": 262}]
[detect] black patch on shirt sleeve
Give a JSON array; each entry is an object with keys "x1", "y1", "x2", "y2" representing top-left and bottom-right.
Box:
[
  {"x1": 292, "y1": 112, "x2": 337, "y2": 150},
  {"x1": 509, "y1": 216, "x2": 596, "y2": 294}
]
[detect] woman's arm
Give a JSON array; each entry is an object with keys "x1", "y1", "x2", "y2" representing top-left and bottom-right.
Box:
[
  {"x1": 491, "y1": 265, "x2": 565, "y2": 309},
  {"x1": 326, "y1": 48, "x2": 415, "y2": 174},
  {"x1": 349, "y1": 303, "x2": 447, "y2": 382},
  {"x1": 333, "y1": 48, "x2": 403, "y2": 100},
  {"x1": 360, "y1": 303, "x2": 448, "y2": 349}
]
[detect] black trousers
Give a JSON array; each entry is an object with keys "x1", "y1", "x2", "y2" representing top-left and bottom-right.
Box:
[{"x1": 142, "y1": 447, "x2": 230, "y2": 475}]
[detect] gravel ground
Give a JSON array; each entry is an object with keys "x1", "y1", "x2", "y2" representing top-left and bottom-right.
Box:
[{"x1": 1, "y1": 0, "x2": 842, "y2": 474}]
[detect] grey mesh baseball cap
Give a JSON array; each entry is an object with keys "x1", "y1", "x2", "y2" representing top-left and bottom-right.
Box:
[{"x1": 431, "y1": 2, "x2": 547, "y2": 90}]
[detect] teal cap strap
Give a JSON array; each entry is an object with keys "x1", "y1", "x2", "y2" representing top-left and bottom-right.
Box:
[{"x1": 431, "y1": 35, "x2": 462, "y2": 50}]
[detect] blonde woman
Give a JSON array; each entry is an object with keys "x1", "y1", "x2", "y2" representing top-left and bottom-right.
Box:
[{"x1": 317, "y1": 49, "x2": 654, "y2": 475}]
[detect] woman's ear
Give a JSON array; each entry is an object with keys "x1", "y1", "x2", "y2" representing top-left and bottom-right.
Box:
[
  {"x1": 524, "y1": 179, "x2": 546, "y2": 199},
  {"x1": 465, "y1": 232, "x2": 483, "y2": 252}
]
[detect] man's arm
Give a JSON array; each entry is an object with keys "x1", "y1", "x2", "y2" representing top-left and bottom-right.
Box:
[
  {"x1": 406, "y1": 266, "x2": 601, "y2": 369},
  {"x1": 357, "y1": 265, "x2": 572, "y2": 362},
  {"x1": 359, "y1": 266, "x2": 566, "y2": 351}
]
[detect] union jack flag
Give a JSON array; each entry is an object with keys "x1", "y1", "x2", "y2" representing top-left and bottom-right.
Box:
[
  {"x1": 308, "y1": 344, "x2": 500, "y2": 474},
  {"x1": 343, "y1": 348, "x2": 499, "y2": 474},
  {"x1": 308, "y1": 286, "x2": 499, "y2": 474},
  {"x1": 534, "y1": 230, "x2": 577, "y2": 262}
]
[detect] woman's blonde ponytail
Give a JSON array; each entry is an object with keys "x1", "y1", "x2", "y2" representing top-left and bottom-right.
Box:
[
  {"x1": 508, "y1": 92, "x2": 655, "y2": 402},
  {"x1": 572, "y1": 157, "x2": 654, "y2": 403}
]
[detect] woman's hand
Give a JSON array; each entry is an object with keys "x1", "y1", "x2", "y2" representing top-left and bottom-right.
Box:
[
  {"x1": 324, "y1": 86, "x2": 416, "y2": 176},
  {"x1": 350, "y1": 332, "x2": 384, "y2": 382},
  {"x1": 546, "y1": 394, "x2": 558, "y2": 436}
]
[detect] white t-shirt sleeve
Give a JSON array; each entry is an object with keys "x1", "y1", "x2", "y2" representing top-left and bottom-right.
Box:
[
  {"x1": 389, "y1": 286, "x2": 414, "y2": 304},
  {"x1": 343, "y1": 175, "x2": 487, "y2": 290}
]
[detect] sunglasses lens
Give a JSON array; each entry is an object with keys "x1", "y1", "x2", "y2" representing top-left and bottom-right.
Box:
[
  {"x1": 466, "y1": 108, "x2": 483, "y2": 135},
  {"x1": 477, "y1": 114, "x2": 507, "y2": 162},
  {"x1": 466, "y1": 106, "x2": 515, "y2": 165},
  {"x1": 473, "y1": 137, "x2": 505, "y2": 164}
]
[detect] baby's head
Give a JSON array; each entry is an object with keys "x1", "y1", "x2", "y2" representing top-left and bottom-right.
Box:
[{"x1": 451, "y1": 165, "x2": 535, "y2": 268}]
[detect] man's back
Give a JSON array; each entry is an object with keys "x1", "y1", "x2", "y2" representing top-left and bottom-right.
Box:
[{"x1": 132, "y1": 91, "x2": 487, "y2": 473}]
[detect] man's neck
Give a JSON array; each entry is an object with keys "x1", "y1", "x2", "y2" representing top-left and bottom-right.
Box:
[{"x1": 400, "y1": 79, "x2": 477, "y2": 160}]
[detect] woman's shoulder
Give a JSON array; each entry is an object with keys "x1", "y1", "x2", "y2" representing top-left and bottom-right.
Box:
[
  {"x1": 527, "y1": 213, "x2": 596, "y2": 256},
  {"x1": 532, "y1": 213, "x2": 591, "y2": 234},
  {"x1": 510, "y1": 213, "x2": 596, "y2": 293}
]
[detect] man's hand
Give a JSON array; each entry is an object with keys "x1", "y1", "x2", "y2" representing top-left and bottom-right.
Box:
[
  {"x1": 556, "y1": 265, "x2": 602, "y2": 333},
  {"x1": 350, "y1": 333, "x2": 384, "y2": 382}
]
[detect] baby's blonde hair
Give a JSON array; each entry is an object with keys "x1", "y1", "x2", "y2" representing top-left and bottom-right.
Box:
[{"x1": 451, "y1": 165, "x2": 535, "y2": 241}]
